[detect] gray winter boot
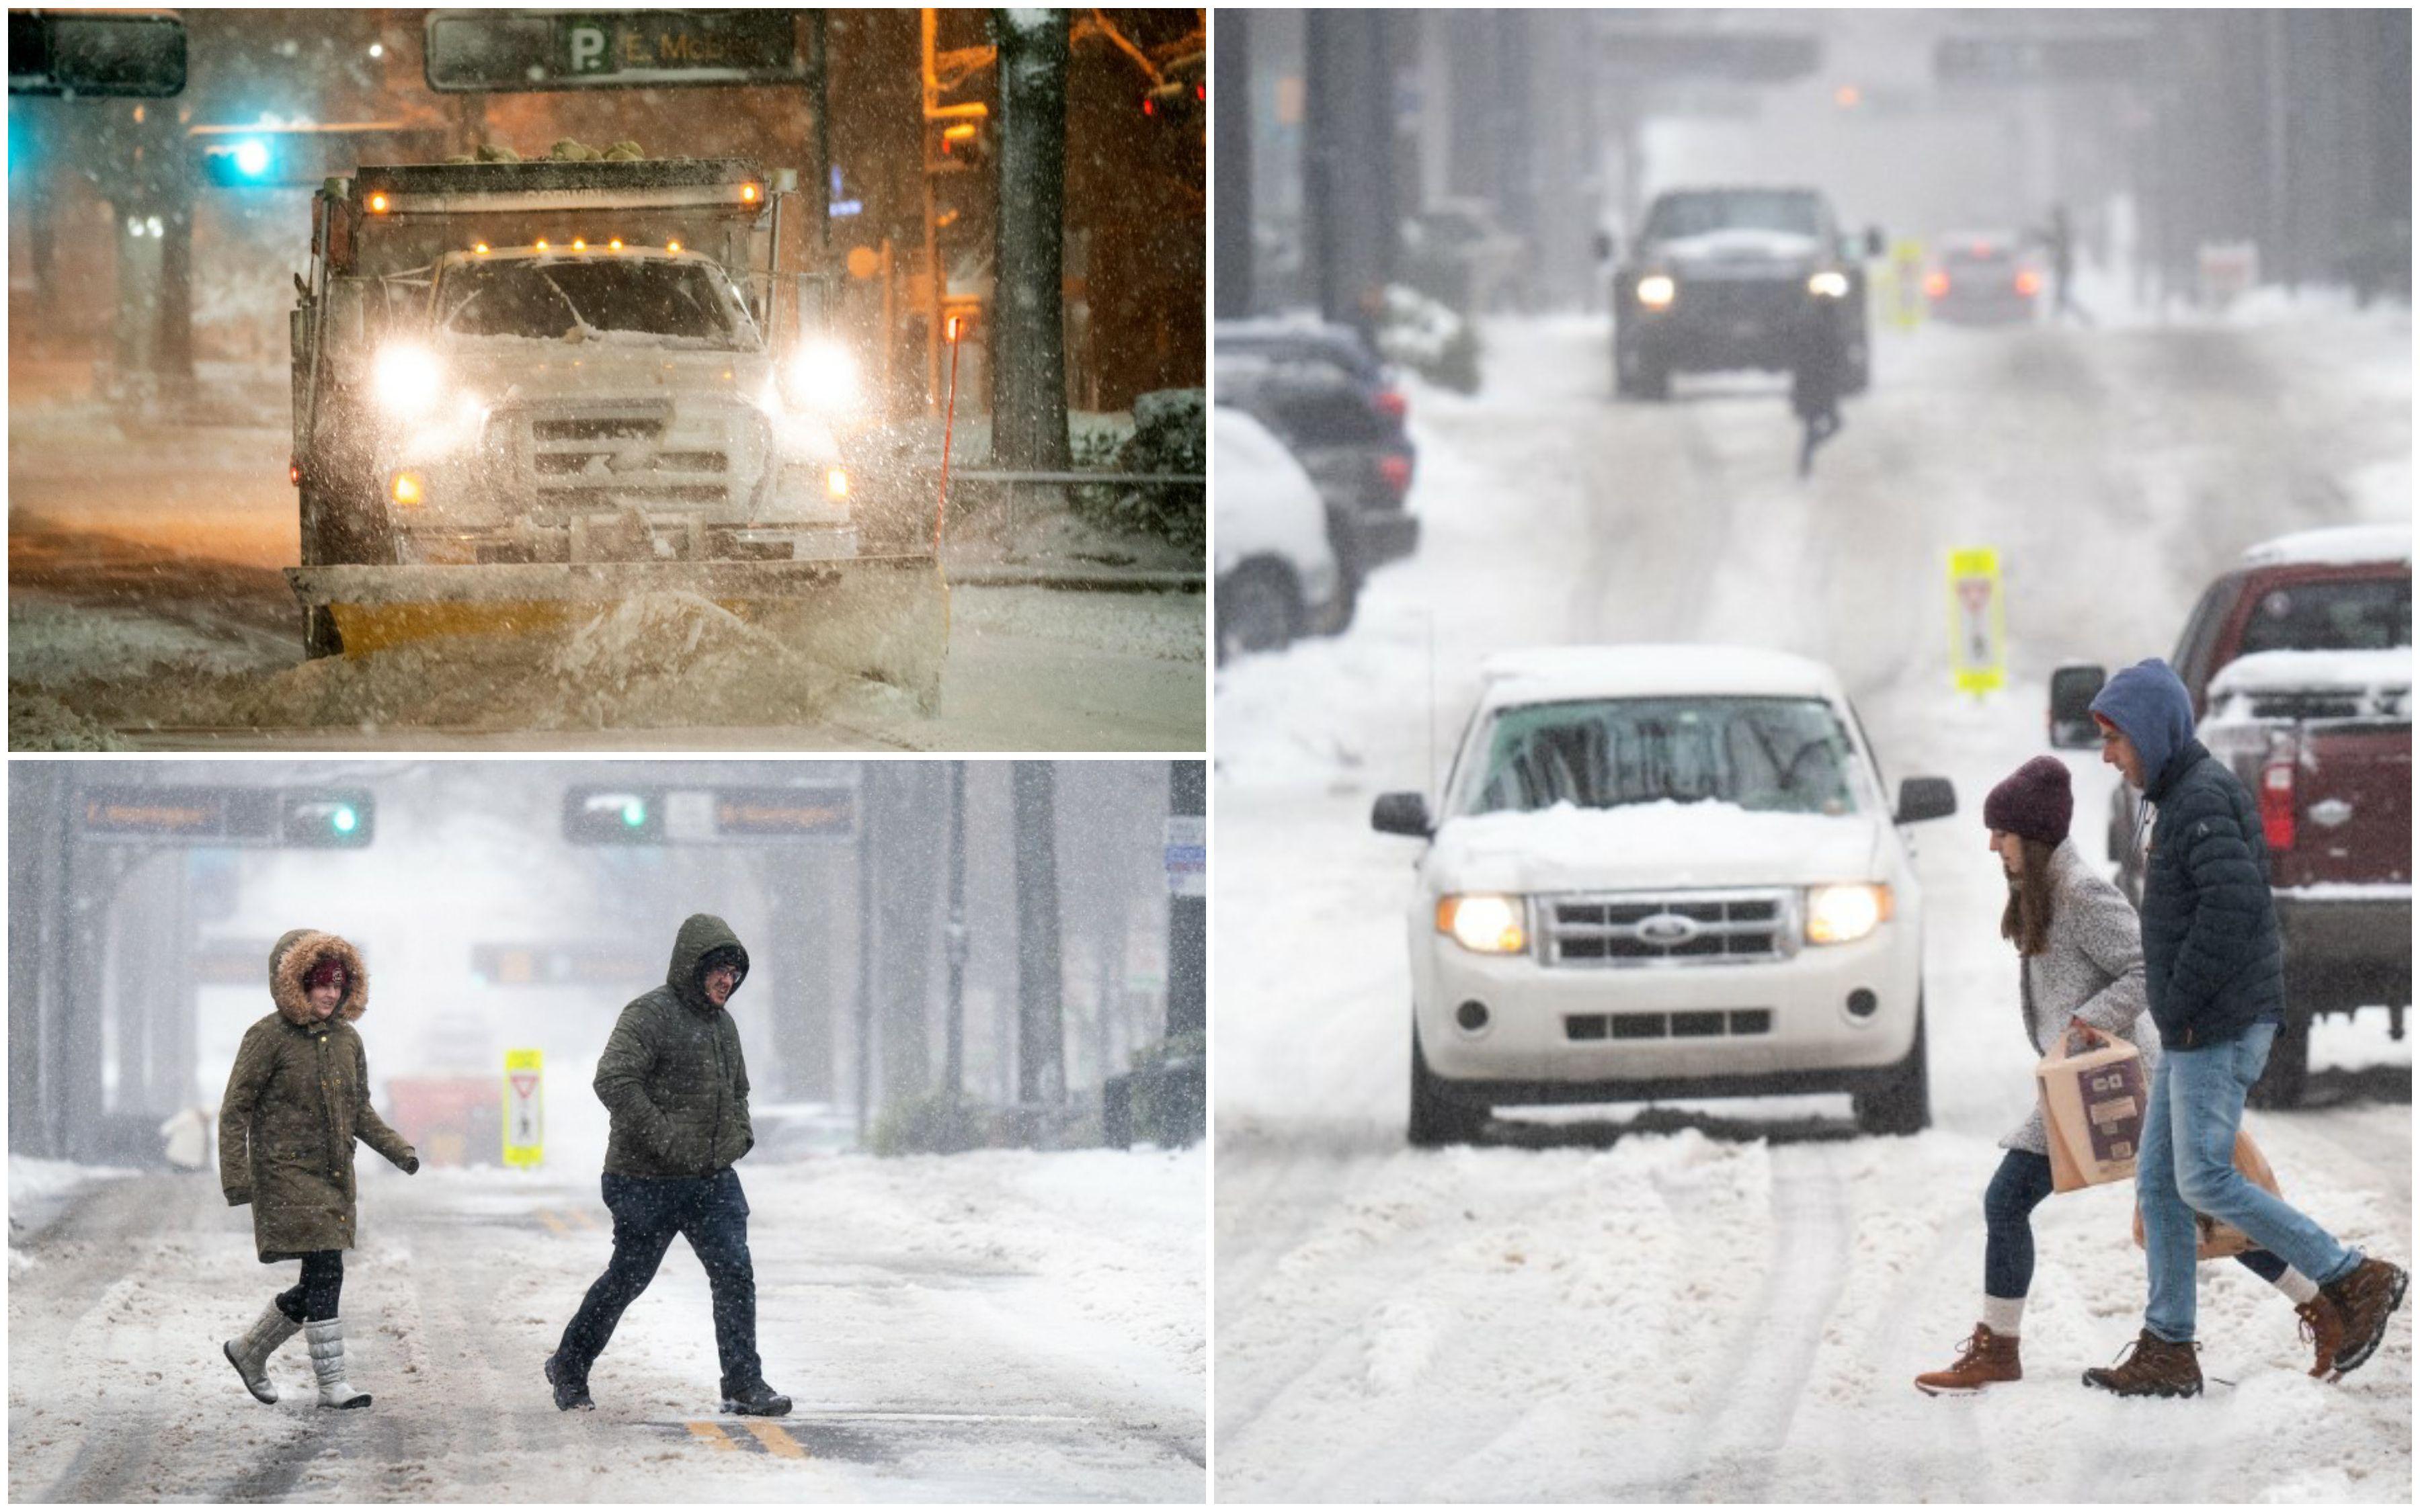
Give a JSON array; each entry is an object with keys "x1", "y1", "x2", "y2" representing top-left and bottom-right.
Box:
[
  {"x1": 305, "y1": 1316, "x2": 372, "y2": 1409},
  {"x1": 223, "y1": 1300, "x2": 304, "y2": 1404}
]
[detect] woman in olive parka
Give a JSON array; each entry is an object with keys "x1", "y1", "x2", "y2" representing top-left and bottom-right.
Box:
[{"x1": 218, "y1": 930, "x2": 418, "y2": 1409}]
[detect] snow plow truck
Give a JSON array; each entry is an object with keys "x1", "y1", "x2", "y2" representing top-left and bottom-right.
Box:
[{"x1": 286, "y1": 151, "x2": 947, "y2": 706}]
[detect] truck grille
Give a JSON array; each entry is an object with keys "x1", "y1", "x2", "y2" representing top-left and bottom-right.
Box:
[
  {"x1": 491, "y1": 398, "x2": 764, "y2": 507},
  {"x1": 1541, "y1": 890, "x2": 1793, "y2": 967},
  {"x1": 1681, "y1": 278, "x2": 1802, "y2": 324},
  {"x1": 1566, "y1": 1009, "x2": 1773, "y2": 1040}
]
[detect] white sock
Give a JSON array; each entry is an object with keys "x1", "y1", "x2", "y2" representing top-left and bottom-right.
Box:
[
  {"x1": 2274, "y1": 1269, "x2": 2320, "y2": 1305},
  {"x1": 1982, "y1": 1294, "x2": 2025, "y2": 1337}
]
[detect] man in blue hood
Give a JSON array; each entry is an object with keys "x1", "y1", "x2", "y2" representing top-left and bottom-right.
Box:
[{"x1": 2079, "y1": 659, "x2": 2405, "y2": 1396}]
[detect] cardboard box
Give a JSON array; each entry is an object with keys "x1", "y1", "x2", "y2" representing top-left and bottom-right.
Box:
[
  {"x1": 2037, "y1": 1027, "x2": 2148, "y2": 1193},
  {"x1": 2132, "y1": 1132, "x2": 2284, "y2": 1261}
]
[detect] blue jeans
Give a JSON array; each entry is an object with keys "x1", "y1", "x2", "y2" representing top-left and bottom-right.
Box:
[
  {"x1": 2139, "y1": 1021, "x2": 2360, "y2": 1342},
  {"x1": 1984, "y1": 1148, "x2": 2286, "y2": 1300}
]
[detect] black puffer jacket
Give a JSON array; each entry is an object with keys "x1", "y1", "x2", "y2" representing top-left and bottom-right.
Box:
[
  {"x1": 594, "y1": 914, "x2": 755, "y2": 1179},
  {"x1": 2138, "y1": 739, "x2": 2286, "y2": 1049}
]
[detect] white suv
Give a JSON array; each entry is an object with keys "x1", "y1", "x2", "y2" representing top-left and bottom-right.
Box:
[{"x1": 1371, "y1": 645, "x2": 1958, "y2": 1144}]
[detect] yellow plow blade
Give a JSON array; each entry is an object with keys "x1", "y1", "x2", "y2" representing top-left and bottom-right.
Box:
[{"x1": 288, "y1": 556, "x2": 951, "y2": 712}]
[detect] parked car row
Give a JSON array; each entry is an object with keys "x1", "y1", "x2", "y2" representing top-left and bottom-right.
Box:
[{"x1": 1211, "y1": 319, "x2": 1423, "y2": 661}]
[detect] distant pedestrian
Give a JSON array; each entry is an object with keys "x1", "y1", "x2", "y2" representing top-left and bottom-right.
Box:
[
  {"x1": 2039, "y1": 204, "x2": 2094, "y2": 327},
  {"x1": 545, "y1": 914, "x2": 790, "y2": 1417},
  {"x1": 1789, "y1": 298, "x2": 1847, "y2": 478},
  {"x1": 2082, "y1": 661, "x2": 2407, "y2": 1396},
  {"x1": 1914, "y1": 758, "x2": 2327, "y2": 1396},
  {"x1": 219, "y1": 931, "x2": 419, "y2": 1410}
]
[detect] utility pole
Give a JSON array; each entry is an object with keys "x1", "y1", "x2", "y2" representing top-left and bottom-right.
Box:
[
  {"x1": 1164, "y1": 761, "x2": 1204, "y2": 1042},
  {"x1": 1010, "y1": 761, "x2": 1065, "y2": 1105},
  {"x1": 852, "y1": 768, "x2": 877, "y2": 1141},
  {"x1": 990, "y1": 8, "x2": 1072, "y2": 470},
  {"x1": 1212, "y1": 8, "x2": 1253, "y2": 317},
  {"x1": 942, "y1": 761, "x2": 967, "y2": 1098}
]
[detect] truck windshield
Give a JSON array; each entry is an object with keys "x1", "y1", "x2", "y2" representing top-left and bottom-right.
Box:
[
  {"x1": 1454, "y1": 697, "x2": 1864, "y2": 818},
  {"x1": 437, "y1": 259, "x2": 755, "y2": 348},
  {"x1": 1645, "y1": 192, "x2": 1822, "y2": 241},
  {"x1": 2237, "y1": 575, "x2": 2412, "y2": 656}
]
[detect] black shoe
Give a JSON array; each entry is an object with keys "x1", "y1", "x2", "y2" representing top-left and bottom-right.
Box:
[
  {"x1": 721, "y1": 1379, "x2": 792, "y2": 1417},
  {"x1": 545, "y1": 1352, "x2": 594, "y2": 1412}
]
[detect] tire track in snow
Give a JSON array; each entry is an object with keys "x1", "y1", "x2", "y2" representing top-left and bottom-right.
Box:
[{"x1": 1668, "y1": 1142, "x2": 1853, "y2": 1502}]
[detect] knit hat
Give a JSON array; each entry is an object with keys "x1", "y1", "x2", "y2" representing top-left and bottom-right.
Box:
[{"x1": 1983, "y1": 755, "x2": 2072, "y2": 846}]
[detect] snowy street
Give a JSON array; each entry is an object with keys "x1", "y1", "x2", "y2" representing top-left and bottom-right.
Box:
[
  {"x1": 1213, "y1": 307, "x2": 2412, "y2": 1502},
  {"x1": 6, "y1": 384, "x2": 1203, "y2": 752},
  {"x1": 9, "y1": 1147, "x2": 1204, "y2": 1503}
]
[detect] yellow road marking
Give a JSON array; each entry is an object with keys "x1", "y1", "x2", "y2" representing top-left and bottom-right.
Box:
[
  {"x1": 568, "y1": 1208, "x2": 599, "y2": 1230},
  {"x1": 744, "y1": 1422, "x2": 808, "y2": 1459},
  {"x1": 686, "y1": 1421, "x2": 736, "y2": 1451},
  {"x1": 537, "y1": 1210, "x2": 568, "y2": 1235}
]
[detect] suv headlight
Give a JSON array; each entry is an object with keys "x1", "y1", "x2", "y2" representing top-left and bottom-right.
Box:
[
  {"x1": 1807, "y1": 269, "x2": 1851, "y2": 299},
  {"x1": 1806, "y1": 883, "x2": 1892, "y2": 945},
  {"x1": 371, "y1": 343, "x2": 443, "y2": 417},
  {"x1": 1435, "y1": 894, "x2": 1527, "y2": 955},
  {"x1": 1636, "y1": 273, "x2": 1677, "y2": 309}
]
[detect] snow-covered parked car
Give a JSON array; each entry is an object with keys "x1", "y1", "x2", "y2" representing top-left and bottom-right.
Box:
[
  {"x1": 1371, "y1": 645, "x2": 1958, "y2": 1144},
  {"x1": 1214, "y1": 405, "x2": 1347, "y2": 661}
]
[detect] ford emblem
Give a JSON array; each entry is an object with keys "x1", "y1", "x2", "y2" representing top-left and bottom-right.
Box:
[{"x1": 1638, "y1": 912, "x2": 1700, "y2": 946}]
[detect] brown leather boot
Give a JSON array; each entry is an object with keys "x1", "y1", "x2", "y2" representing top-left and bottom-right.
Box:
[
  {"x1": 2318, "y1": 1257, "x2": 2408, "y2": 1378},
  {"x1": 1914, "y1": 1323, "x2": 2022, "y2": 1396},
  {"x1": 2081, "y1": 1329, "x2": 2202, "y2": 1398},
  {"x1": 2295, "y1": 1294, "x2": 2345, "y2": 1381}
]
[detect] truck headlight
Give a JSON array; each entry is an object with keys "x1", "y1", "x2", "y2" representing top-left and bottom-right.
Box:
[
  {"x1": 1435, "y1": 894, "x2": 1527, "y2": 955},
  {"x1": 1807, "y1": 269, "x2": 1851, "y2": 299},
  {"x1": 1636, "y1": 274, "x2": 1677, "y2": 309},
  {"x1": 785, "y1": 339, "x2": 860, "y2": 413},
  {"x1": 1806, "y1": 884, "x2": 1892, "y2": 945},
  {"x1": 372, "y1": 344, "x2": 443, "y2": 417}
]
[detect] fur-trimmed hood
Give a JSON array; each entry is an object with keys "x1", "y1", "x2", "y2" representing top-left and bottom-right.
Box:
[{"x1": 269, "y1": 929, "x2": 368, "y2": 1026}]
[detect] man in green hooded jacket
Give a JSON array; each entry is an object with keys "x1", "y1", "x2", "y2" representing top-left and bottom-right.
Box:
[{"x1": 545, "y1": 914, "x2": 790, "y2": 1415}]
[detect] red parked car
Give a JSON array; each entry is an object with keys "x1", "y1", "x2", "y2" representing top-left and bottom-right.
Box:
[{"x1": 2050, "y1": 524, "x2": 2412, "y2": 1105}]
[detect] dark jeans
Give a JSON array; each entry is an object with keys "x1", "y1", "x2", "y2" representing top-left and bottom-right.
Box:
[
  {"x1": 274, "y1": 1250, "x2": 344, "y2": 1323},
  {"x1": 553, "y1": 1167, "x2": 762, "y2": 1390},
  {"x1": 1983, "y1": 1148, "x2": 2288, "y2": 1300},
  {"x1": 1797, "y1": 409, "x2": 1842, "y2": 476}
]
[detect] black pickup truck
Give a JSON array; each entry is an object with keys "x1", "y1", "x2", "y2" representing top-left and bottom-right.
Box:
[{"x1": 1606, "y1": 185, "x2": 1880, "y2": 402}]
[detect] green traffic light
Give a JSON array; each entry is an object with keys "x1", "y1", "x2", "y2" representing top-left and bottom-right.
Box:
[
  {"x1": 332, "y1": 805, "x2": 358, "y2": 834},
  {"x1": 621, "y1": 801, "x2": 647, "y2": 828}
]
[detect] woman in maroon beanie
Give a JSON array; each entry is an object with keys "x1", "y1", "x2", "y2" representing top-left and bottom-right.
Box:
[{"x1": 1912, "y1": 757, "x2": 2326, "y2": 1394}]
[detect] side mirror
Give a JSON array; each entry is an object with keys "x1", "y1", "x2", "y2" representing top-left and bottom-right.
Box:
[
  {"x1": 1864, "y1": 226, "x2": 1886, "y2": 259},
  {"x1": 2049, "y1": 663, "x2": 2107, "y2": 750},
  {"x1": 1371, "y1": 791, "x2": 1433, "y2": 839},
  {"x1": 1894, "y1": 777, "x2": 1957, "y2": 825}
]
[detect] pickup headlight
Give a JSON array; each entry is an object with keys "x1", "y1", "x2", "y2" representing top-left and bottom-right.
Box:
[
  {"x1": 1435, "y1": 894, "x2": 1527, "y2": 955},
  {"x1": 1806, "y1": 883, "x2": 1892, "y2": 945},
  {"x1": 1807, "y1": 269, "x2": 1851, "y2": 299},
  {"x1": 1636, "y1": 274, "x2": 1677, "y2": 309},
  {"x1": 371, "y1": 344, "x2": 443, "y2": 417},
  {"x1": 784, "y1": 339, "x2": 860, "y2": 414}
]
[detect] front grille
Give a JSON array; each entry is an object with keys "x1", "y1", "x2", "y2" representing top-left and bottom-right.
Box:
[
  {"x1": 490, "y1": 398, "x2": 762, "y2": 509},
  {"x1": 1542, "y1": 890, "x2": 1793, "y2": 968},
  {"x1": 1682, "y1": 278, "x2": 1802, "y2": 323},
  {"x1": 1566, "y1": 1009, "x2": 1773, "y2": 1041}
]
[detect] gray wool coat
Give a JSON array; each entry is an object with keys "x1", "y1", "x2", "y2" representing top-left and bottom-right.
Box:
[{"x1": 2003, "y1": 840, "x2": 2162, "y2": 1155}]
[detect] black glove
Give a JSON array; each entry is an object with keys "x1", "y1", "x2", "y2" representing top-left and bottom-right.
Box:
[{"x1": 225, "y1": 1187, "x2": 251, "y2": 1208}]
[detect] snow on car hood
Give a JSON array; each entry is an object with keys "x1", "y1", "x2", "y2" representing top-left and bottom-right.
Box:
[
  {"x1": 1655, "y1": 228, "x2": 1822, "y2": 269},
  {"x1": 2210, "y1": 647, "x2": 2413, "y2": 696},
  {"x1": 1427, "y1": 800, "x2": 1882, "y2": 894},
  {"x1": 439, "y1": 332, "x2": 771, "y2": 406}
]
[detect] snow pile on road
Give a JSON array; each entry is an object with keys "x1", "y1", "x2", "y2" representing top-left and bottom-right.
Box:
[
  {"x1": 7, "y1": 689, "x2": 133, "y2": 750},
  {"x1": 7, "y1": 1156, "x2": 138, "y2": 1259}
]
